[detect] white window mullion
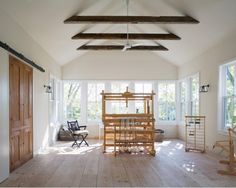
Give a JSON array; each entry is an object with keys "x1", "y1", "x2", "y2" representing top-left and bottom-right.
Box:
[
  {"x1": 176, "y1": 80, "x2": 180, "y2": 123},
  {"x1": 128, "y1": 82, "x2": 135, "y2": 113},
  {"x1": 154, "y1": 81, "x2": 158, "y2": 126},
  {"x1": 220, "y1": 67, "x2": 225, "y2": 130},
  {"x1": 105, "y1": 82, "x2": 111, "y2": 113},
  {"x1": 187, "y1": 78, "x2": 191, "y2": 116},
  {"x1": 81, "y1": 81, "x2": 87, "y2": 125}
]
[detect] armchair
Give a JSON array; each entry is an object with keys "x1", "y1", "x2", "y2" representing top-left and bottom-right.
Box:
[{"x1": 67, "y1": 120, "x2": 89, "y2": 147}]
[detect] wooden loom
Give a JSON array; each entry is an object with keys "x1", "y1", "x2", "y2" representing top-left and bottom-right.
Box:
[
  {"x1": 101, "y1": 87, "x2": 156, "y2": 156},
  {"x1": 213, "y1": 126, "x2": 236, "y2": 176}
]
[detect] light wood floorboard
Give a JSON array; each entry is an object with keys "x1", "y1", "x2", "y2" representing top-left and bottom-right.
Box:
[{"x1": 1, "y1": 139, "x2": 236, "y2": 187}]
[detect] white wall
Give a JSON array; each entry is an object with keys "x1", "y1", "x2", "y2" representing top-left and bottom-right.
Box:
[
  {"x1": 0, "y1": 49, "x2": 9, "y2": 183},
  {"x1": 63, "y1": 51, "x2": 178, "y2": 80},
  {"x1": 178, "y1": 30, "x2": 236, "y2": 149},
  {"x1": 0, "y1": 8, "x2": 61, "y2": 182},
  {"x1": 62, "y1": 51, "x2": 178, "y2": 139}
]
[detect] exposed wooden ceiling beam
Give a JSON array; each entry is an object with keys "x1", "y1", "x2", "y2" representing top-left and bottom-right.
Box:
[
  {"x1": 77, "y1": 45, "x2": 168, "y2": 51},
  {"x1": 65, "y1": 16, "x2": 199, "y2": 24},
  {"x1": 72, "y1": 33, "x2": 181, "y2": 40}
]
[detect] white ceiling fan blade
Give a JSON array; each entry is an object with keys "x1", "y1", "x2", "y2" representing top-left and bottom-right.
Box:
[{"x1": 122, "y1": 46, "x2": 128, "y2": 51}]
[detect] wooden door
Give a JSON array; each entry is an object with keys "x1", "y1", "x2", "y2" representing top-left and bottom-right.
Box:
[
  {"x1": 22, "y1": 65, "x2": 33, "y2": 162},
  {"x1": 9, "y1": 55, "x2": 33, "y2": 172}
]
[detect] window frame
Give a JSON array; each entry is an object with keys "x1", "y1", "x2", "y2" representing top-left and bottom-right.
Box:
[
  {"x1": 156, "y1": 80, "x2": 177, "y2": 125},
  {"x1": 178, "y1": 73, "x2": 200, "y2": 125},
  {"x1": 87, "y1": 82, "x2": 105, "y2": 123},
  {"x1": 62, "y1": 80, "x2": 83, "y2": 124},
  {"x1": 179, "y1": 79, "x2": 188, "y2": 122},
  {"x1": 190, "y1": 73, "x2": 200, "y2": 116},
  {"x1": 134, "y1": 82, "x2": 154, "y2": 114},
  {"x1": 110, "y1": 81, "x2": 131, "y2": 114},
  {"x1": 219, "y1": 60, "x2": 236, "y2": 132}
]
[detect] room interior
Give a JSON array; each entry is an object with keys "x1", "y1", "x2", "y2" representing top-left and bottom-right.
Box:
[{"x1": 1, "y1": 0, "x2": 236, "y2": 187}]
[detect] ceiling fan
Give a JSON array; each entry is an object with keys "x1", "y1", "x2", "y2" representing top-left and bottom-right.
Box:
[{"x1": 122, "y1": 0, "x2": 142, "y2": 51}]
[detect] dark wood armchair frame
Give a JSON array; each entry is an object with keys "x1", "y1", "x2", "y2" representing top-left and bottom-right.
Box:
[{"x1": 67, "y1": 120, "x2": 89, "y2": 147}]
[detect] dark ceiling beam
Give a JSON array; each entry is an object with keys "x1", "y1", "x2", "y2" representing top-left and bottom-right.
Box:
[
  {"x1": 72, "y1": 33, "x2": 181, "y2": 40},
  {"x1": 77, "y1": 45, "x2": 168, "y2": 51},
  {"x1": 64, "y1": 16, "x2": 199, "y2": 24}
]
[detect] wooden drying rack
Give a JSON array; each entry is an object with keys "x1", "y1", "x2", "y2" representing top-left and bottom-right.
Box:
[
  {"x1": 101, "y1": 87, "x2": 156, "y2": 156},
  {"x1": 185, "y1": 116, "x2": 206, "y2": 153},
  {"x1": 213, "y1": 126, "x2": 236, "y2": 176}
]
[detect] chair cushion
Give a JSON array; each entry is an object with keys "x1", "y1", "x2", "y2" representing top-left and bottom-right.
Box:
[{"x1": 73, "y1": 130, "x2": 89, "y2": 135}]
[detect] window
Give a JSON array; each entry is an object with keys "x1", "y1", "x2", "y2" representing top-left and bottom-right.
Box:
[
  {"x1": 62, "y1": 80, "x2": 194, "y2": 125},
  {"x1": 158, "y1": 82, "x2": 176, "y2": 121},
  {"x1": 180, "y1": 80, "x2": 188, "y2": 121},
  {"x1": 110, "y1": 82, "x2": 129, "y2": 114},
  {"x1": 87, "y1": 83, "x2": 105, "y2": 121},
  {"x1": 63, "y1": 82, "x2": 81, "y2": 120},
  {"x1": 179, "y1": 73, "x2": 200, "y2": 122},
  {"x1": 190, "y1": 75, "x2": 199, "y2": 116},
  {"x1": 221, "y1": 63, "x2": 236, "y2": 128},
  {"x1": 111, "y1": 82, "x2": 129, "y2": 114},
  {"x1": 135, "y1": 83, "x2": 152, "y2": 113}
]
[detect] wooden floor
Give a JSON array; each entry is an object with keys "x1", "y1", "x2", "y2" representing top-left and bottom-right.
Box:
[{"x1": 1, "y1": 139, "x2": 236, "y2": 187}]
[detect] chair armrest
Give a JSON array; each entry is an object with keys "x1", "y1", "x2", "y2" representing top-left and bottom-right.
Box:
[{"x1": 79, "y1": 125, "x2": 87, "y2": 130}]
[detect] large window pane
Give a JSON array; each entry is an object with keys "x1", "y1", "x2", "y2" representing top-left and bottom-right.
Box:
[
  {"x1": 87, "y1": 83, "x2": 105, "y2": 121},
  {"x1": 222, "y1": 63, "x2": 236, "y2": 129},
  {"x1": 111, "y1": 83, "x2": 128, "y2": 93},
  {"x1": 135, "y1": 83, "x2": 152, "y2": 93},
  {"x1": 158, "y1": 82, "x2": 176, "y2": 121},
  {"x1": 224, "y1": 96, "x2": 235, "y2": 128},
  {"x1": 226, "y1": 65, "x2": 235, "y2": 96},
  {"x1": 191, "y1": 76, "x2": 199, "y2": 116},
  {"x1": 180, "y1": 81, "x2": 187, "y2": 120},
  {"x1": 110, "y1": 82, "x2": 129, "y2": 114},
  {"x1": 135, "y1": 83, "x2": 152, "y2": 113},
  {"x1": 63, "y1": 82, "x2": 81, "y2": 120}
]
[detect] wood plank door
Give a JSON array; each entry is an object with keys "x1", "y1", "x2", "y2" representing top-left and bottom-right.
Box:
[
  {"x1": 22, "y1": 64, "x2": 33, "y2": 162},
  {"x1": 9, "y1": 55, "x2": 33, "y2": 172}
]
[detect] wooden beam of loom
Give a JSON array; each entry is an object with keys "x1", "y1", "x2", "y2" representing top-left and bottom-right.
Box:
[
  {"x1": 77, "y1": 45, "x2": 168, "y2": 51},
  {"x1": 64, "y1": 16, "x2": 199, "y2": 24},
  {"x1": 72, "y1": 33, "x2": 181, "y2": 40}
]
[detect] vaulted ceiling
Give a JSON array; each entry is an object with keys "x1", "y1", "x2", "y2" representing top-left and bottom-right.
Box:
[{"x1": 1, "y1": 0, "x2": 236, "y2": 66}]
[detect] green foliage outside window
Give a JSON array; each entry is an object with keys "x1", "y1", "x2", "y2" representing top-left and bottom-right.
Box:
[
  {"x1": 225, "y1": 65, "x2": 236, "y2": 127},
  {"x1": 158, "y1": 83, "x2": 176, "y2": 121},
  {"x1": 64, "y1": 82, "x2": 81, "y2": 120}
]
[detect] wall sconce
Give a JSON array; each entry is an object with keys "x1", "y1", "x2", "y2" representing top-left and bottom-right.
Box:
[
  {"x1": 199, "y1": 84, "x2": 210, "y2": 93},
  {"x1": 44, "y1": 85, "x2": 52, "y2": 93}
]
